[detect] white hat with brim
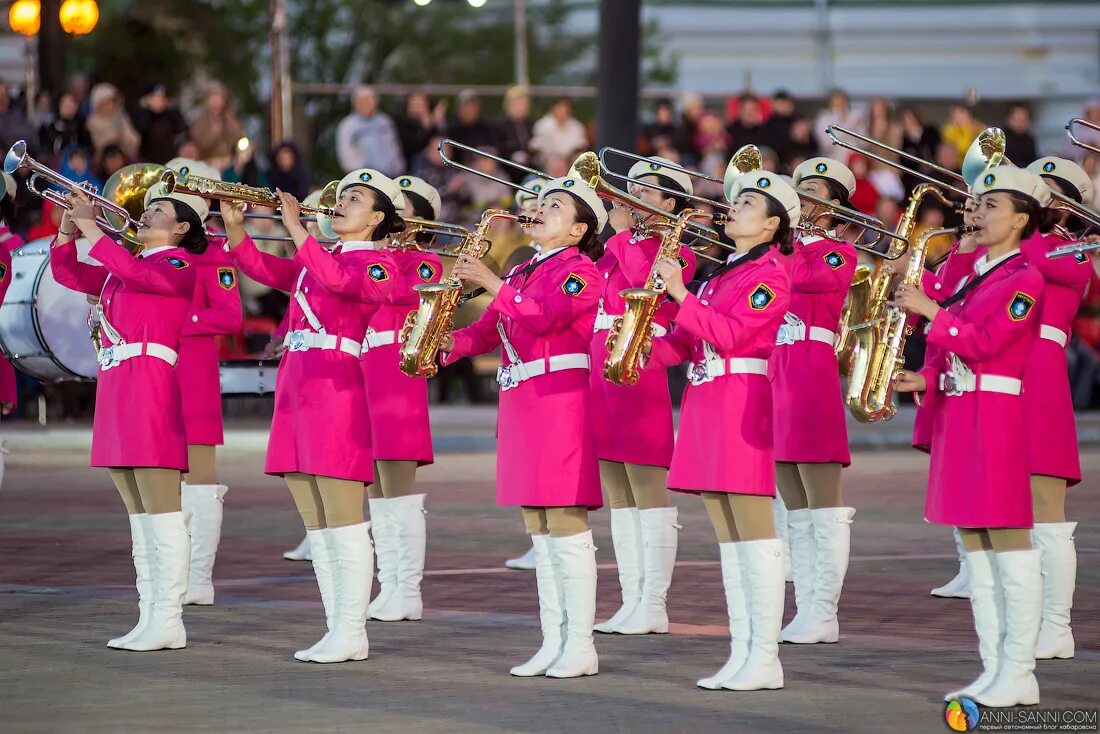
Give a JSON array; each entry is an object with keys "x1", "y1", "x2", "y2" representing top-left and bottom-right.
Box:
[
  {"x1": 727, "y1": 171, "x2": 801, "y2": 229},
  {"x1": 143, "y1": 184, "x2": 210, "y2": 223},
  {"x1": 395, "y1": 175, "x2": 442, "y2": 219},
  {"x1": 971, "y1": 165, "x2": 1052, "y2": 208},
  {"x1": 793, "y1": 157, "x2": 856, "y2": 198},
  {"x1": 337, "y1": 169, "x2": 403, "y2": 208},
  {"x1": 1027, "y1": 157, "x2": 1094, "y2": 205},
  {"x1": 538, "y1": 175, "x2": 608, "y2": 233},
  {"x1": 627, "y1": 156, "x2": 694, "y2": 197},
  {"x1": 165, "y1": 157, "x2": 222, "y2": 182},
  {"x1": 516, "y1": 176, "x2": 550, "y2": 208}
]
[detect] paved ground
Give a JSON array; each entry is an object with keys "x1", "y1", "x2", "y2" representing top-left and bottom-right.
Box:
[{"x1": 1, "y1": 415, "x2": 1097, "y2": 733}]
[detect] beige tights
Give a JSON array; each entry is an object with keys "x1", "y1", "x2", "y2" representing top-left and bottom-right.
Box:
[
  {"x1": 109, "y1": 468, "x2": 184, "y2": 515},
  {"x1": 959, "y1": 527, "x2": 1033, "y2": 553},
  {"x1": 599, "y1": 460, "x2": 669, "y2": 510},
  {"x1": 1031, "y1": 475, "x2": 1068, "y2": 524},
  {"x1": 775, "y1": 462, "x2": 844, "y2": 511},
  {"x1": 285, "y1": 472, "x2": 366, "y2": 530},
  {"x1": 521, "y1": 506, "x2": 590, "y2": 538},
  {"x1": 184, "y1": 445, "x2": 218, "y2": 485},
  {"x1": 366, "y1": 460, "x2": 420, "y2": 500},
  {"x1": 700, "y1": 492, "x2": 775, "y2": 543}
]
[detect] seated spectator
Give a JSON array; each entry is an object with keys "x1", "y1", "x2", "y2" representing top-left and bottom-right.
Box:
[
  {"x1": 189, "y1": 80, "x2": 244, "y2": 168},
  {"x1": 396, "y1": 89, "x2": 445, "y2": 170},
  {"x1": 1003, "y1": 103, "x2": 1038, "y2": 164},
  {"x1": 941, "y1": 104, "x2": 983, "y2": 162},
  {"x1": 39, "y1": 92, "x2": 90, "y2": 166},
  {"x1": 642, "y1": 98, "x2": 685, "y2": 157},
  {"x1": 133, "y1": 83, "x2": 187, "y2": 164},
  {"x1": 726, "y1": 93, "x2": 766, "y2": 153},
  {"x1": 498, "y1": 85, "x2": 534, "y2": 178},
  {"x1": 58, "y1": 145, "x2": 101, "y2": 193},
  {"x1": 762, "y1": 90, "x2": 797, "y2": 166},
  {"x1": 85, "y1": 83, "x2": 139, "y2": 160},
  {"x1": 267, "y1": 141, "x2": 311, "y2": 201},
  {"x1": 97, "y1": 143, "x2": 128, "y2": 182},
  {"x1": 848, "y1": 154, "x2": 880, "y2": 216},
  {"x1": 449, "y1": 89, "x2": 498, "y2": 162}
]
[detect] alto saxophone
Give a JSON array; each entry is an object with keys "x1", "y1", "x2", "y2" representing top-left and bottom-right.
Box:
[
  {"x1": 844, "y1": 183, "x2": 955, "y2": 421},
  {"x1": 834, "y1": 264, "x2": 872, "y2": 374},
  {"x1": 604, "y1": 208, "x2": 707, "y2": 385},
  {"x1": 398, "y1": 209, "x2": 521, "y2": 378}
]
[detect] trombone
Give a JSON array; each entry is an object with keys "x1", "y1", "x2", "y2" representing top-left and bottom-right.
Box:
[
  {"x1": 438, "y1": 139, "x2": 551, "y2": 196},
  {"x1": 4, "y1": 140, "x2": 145, "y2": 239},
  {"x1": 1067, "y1": 117, "x2": 1100, "y2": 156}
]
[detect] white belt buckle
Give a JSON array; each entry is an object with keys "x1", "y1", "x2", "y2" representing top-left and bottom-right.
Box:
[
  {"x1": 497, "y1": 364, "x2": 518, "y2": 391},
  {"x1": 775, "y1": 324, "x2": 795, "y2": 346},
  {"x1": 98, "y1": 346, "x2": 117, "y2": 370},
  {"x1": 287, "y1": 330, "x2": 308, "y2": 352},
  {"x1": 688, "y1": 361, "x2": 712, "y2": 386},
  {"x1": 941, "y1": 371, "x2": 962, "y2": 396}
]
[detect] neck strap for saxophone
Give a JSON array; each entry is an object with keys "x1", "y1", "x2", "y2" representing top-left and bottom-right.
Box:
[
  {"x1": 688, "y1": 241, "x2": 771, "y2": 293},
  {"x1": 458, "y1": 247, "x2": 570, "y2": 305},
  {"x1": 939, "y1": 252, "x2": 1021, "y2": 310}
]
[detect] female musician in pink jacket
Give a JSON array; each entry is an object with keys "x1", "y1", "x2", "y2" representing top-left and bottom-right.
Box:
[
  {"x1": 647, "y1": 171, "x2": 797, "y2": 692},
  {"x1": 771, "y1": 157, "x2": 858, "y2": 645},
  {"x1": 592, "y1": 157, "x2": 696, "y2": 635},
  {"x1": 894, "y1": 166, "x2": 1049, "y2": 708},
  {"x1": 156, "y1": 159, "x2": 244, "y2": 608},
  {"x1": 50, "y1": 187, "x2": 205, "y2": 652},
  {"x1": 0, "y1": 174, "x2": 19, "y2": 494},
  {"x1": 223, "y1": 169, "x2": 401, "y2": 664},
  {"x1": 363, "y1": 175, "x2": 443, "y2": 622},
  {"x1": 440, "y1": 176, "x2": 605, "y2": 679},
  {"x1": 1018, "y1": 157, "x2": 1091, "y2": 659}
]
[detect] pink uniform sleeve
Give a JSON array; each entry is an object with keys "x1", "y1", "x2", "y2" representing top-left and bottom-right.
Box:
[
  {"x1": 228, "y1": 234, "x2": 300, "y2": 293},
  {"x1": 927, "y1": 274, "x2": 1045, "y2": 363},
  {"x1": 673, "y1": 271, "x2": 790, "y2": 352},
  {"x1": 444, "y1": 308, "x2": 501, "y2": 363},
  {"x1": 489, "y1": 270, "x2": 599, "y2": 337},
  {"x1": 935, "y1": 247, "x2": 981, "y2": 296},
  {"x1": 394, "y1": 253, "x2": 443, "y2": 307},
  {"x1": 184, "y1": 262, "x2": 244, "y2": 337},
  {"x1": 294, "y1": 236, "x2": 397, "y2": 304},
  {"x1": 89, "y1": 237, "x2": 196, "y2": 297},
  {"x1": 49, "y1": 238, "x2": 108, "y2": 295},
  {"x1": 1027, "y1": 247, "x2": 1092, "y2": 289},
  {"x1": 648, "y1": 324, "x2": 693, "y2": 368},
  {"x1": 788, "y1": 244, "x2": 857, "y2": 294}
]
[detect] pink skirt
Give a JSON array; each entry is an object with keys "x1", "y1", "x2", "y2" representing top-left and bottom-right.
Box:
[
  {"x1": 362, "y1": 341, "x2": 433, "y2": 464},
  {"x1": 770, "y1": 341, "x2": 850, "y2": 465},
  {"x1": 92, "y1": 358, "x2": 188, "y2": 471},
  {"x1": 177, "y1": 336, "x2": 224, "y2": 446},
  {"x1": 1022, "y1": 341, "x2": 1081, "y2": 486},
  {"x1": 669, "y1": 374, "x2": 776, "y2": 496}
]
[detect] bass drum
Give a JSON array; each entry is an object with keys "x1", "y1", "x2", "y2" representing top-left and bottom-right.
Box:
[
  {"x1": 0, "y1": 237, "x2": 100, "y2": 381},
  {"x1": 220, "y1": 359, "x2": 279, "y2": 395}
]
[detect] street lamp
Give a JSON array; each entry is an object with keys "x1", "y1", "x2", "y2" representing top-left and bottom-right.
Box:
[
  {"x1": 59, "y1": 0, "x2": 99, "y2": 35},
  {"x1": 9, "y1": 0, "x2": 41, "y2": 116},
  {"x1": 467, "y1": 0, "x2": 487, "y2": 6}
]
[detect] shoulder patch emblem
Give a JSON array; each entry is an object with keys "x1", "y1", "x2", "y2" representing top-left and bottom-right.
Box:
[
  {"x1": 166, "y1": 256, "x2": 188, "y2": 269},
  {"x1": 1075, "y1": 251, "x2": 1088, "y2": 264},
  {"x1": 677, "y1": 255, "x2": 689, "y2": 269},
  {"x1": 562, "y1": 273, "x2": 587, "y2": 296},
  {"x1": 417, "y1": 261, "x2": 436, "y2": 281},
  {"x1": 1008, "y1": 291, "x2": 1036, "y2": 322},
  {"x1": 824, "y1": 251, "x2": 845, "y2": 269},
  {"x1": 368, "y1": 263, "x2": 389, "y2": 282},
  {"x1": 749, "y1": 283, "x2": 776, "y2": 311},
  {"x1": 217, "y1": 267, "x2": 236, "y2": 290},
  {"x1": 0, "y1": 263, "x2": 7, "y2": 281}
]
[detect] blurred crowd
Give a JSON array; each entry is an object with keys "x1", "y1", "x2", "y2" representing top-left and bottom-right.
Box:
[{"x1": 2, "y1": 75, "x2": 1100, "y2": 415}]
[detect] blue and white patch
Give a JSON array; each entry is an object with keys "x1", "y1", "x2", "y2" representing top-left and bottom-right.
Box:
[
  {"x1": 417, "y1": 261, "x2": 436, "y2": 281},
  {"x1": 166, "y1": 256, "x2": 188, "y2": 269},
  {"x1": 217, "y1": 267, "x2": 236, "y2": 290},
  {"x1": 0, "y1": 263, "x2": 7, "y2": 281},
  {"x1": 562, "y1": 273, "x2": 587, "y2": 296},
  {"x1": 824, "y1": 251, "x2": 845, "y2": 270},
  {"x1": 749, "y1": 283, "x2": 776, "y2": 311},
  {"x1": 399, "y1": 177, "x2": 412, "y2": 188},
  {"x1": 649, "y1": 162, "x2": 662, "y2": 172},
  {"x1": 1075, "y1": 251, "x2": 1088, "y2": 264},
  {"x1": 1007, "y1": 291, "x2": 1035, "y2": 322},
  {"x1": 814, "y1": 162, "x2": 828, "y2": 174},
  {"x1": 562, "y1": 178, "x2": 576, "y2": 188},
  {"x1": 178, "y1": 165, "x2": 190, "y2": 176},
  {"x1": 1042, "y1": 161, "x2": 1056, "y2": 173},
  {"x1": 359, "y1": 172, "x2": 373, "y2": 184},
  {"x1": 757, "y1": 176, "x2": 771, "y2": 189},
  {"x1": 368, "y1": 263, "x2": 389, "y2": 282},
  {"x1": 983, "y1": 173, "x2": 995, "y2": 187}
]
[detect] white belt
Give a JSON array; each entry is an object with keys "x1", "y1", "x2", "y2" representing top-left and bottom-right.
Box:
[
  {"x1": 939, "y1": 372, "x2": 1022, "y2": 397},
  {"x1": 98, "y1": 342, "x2": 179, "y2": 371},
  {"x1": 497, "y1": 353, "x2": 590, "y2": 392},
  {"x1": 776, "y1": 313, "x2": 835, "y2": 347},
  {"x1": 362, "y1": 329, "x2": 399, "y2": 351},
  {"x1": 593, "y1": 311, "x2": 667, "y2": 337},
  {"x1": 1040, "y1": 325, "x2": 1068, "y2": 348},
  {"x1": 686, "y1": 357, "x2": 768, "y2": 386},
  {"x1": 283, "y1": 329, "x2": 363, "y2": 358}
]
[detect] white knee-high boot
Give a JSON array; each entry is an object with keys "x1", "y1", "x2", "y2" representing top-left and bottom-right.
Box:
[
  {"x1": 294, "y1": 528, "x2": 336, "y2": 661},
  {"x1": 367, "y1": 497, "x2": 396, "y2": 617},
  {"x1": 308, "y1": 522, "x2": 373, "y2": 663},
  {"x1": 614, "y1": 507, "x2": 679, "y2": 635},
  {"x1": 546, "y1": 531, "x2": 599, "y2": 678},
  {"x1": 182, "y1": 483, "x2": 228, "y2": 606},
  {"x1": 931, "y1": 528, "x2": 971, "y2": 599},
  {"x1": 945, "y1": 550, "x2": 1003, "y2": 701},
  {"x1": 971, "y1": 550, "x2": 1041, "y2": 708},
  {"x1": 506, "y1": 544, "x2": 537, "y2": 570},
  {"x1": 697, "y1": 542, "x2": 749, "y2": 689},
  {"x1": 1032, "y1": 522, "x2": 1077, "y2": 659},
  {"x1": 781, "y1": 507, "x2": 854, "y2": 644},
  {"x1": 773, "y1": 495, "x2": 792, "y2": 583},
  {"x1": 370, "y1": 494, "x2": 426, "y2": 622},
  {"x1": 510, "y1": 535, "x2": 564, "y2": 676},
  {"x1": 779, "y1": 508, "x2": 816, "y2": 642},
  {"x1": 722, "y1": 538, "x2": 785, "y2": 691},
  {"x1": 108, "y1": 513, "x2": 156, "y2": 648},
  {"x1": 594, "y1": 508, "x2": 642, "y2": 634},
  {"x1": 283, "y1": 535, "x2": 312, "y2": 561},
  {"x1": 121, "y1": 511, "x2": 189, "y2": 651}
]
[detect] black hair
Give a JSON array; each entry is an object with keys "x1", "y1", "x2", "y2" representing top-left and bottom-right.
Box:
[
  {"x1": 1041, "y1": 175, "x2": 1087, "y2": 234},
  {"x1": 646, "y1": 173, "x2": 688, "y2": 214},
  {"x1": 1006, "y1": 193, "x2": 1059, "y2": 240},
  {"x1": 405, "y1": 191, "x2": 435, "y2": 245},
  {"x1": 762, "y1": 195, "x2": 794, "y2": 255},
  {"x1": 563, "y1": 191, "x2": 602, "y2": 261},
  {"x1": 160, "y1": 199, "x2": 208, "y2": 255},
  {"x1": 367, "y1": 187, "x2": 406, "y2": 239},
  {"x1": 0, "y1": 190, "x2": 17, "y2": 225}
]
